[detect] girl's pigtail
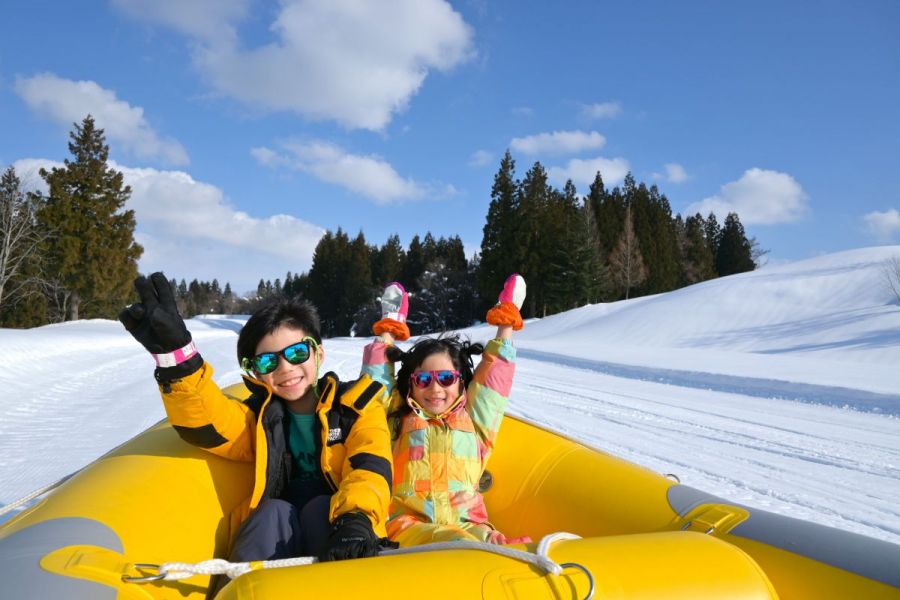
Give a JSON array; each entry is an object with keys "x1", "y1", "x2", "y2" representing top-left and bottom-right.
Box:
[
  {"x1": 461, "y1": 341, "x2": 484, "y2": 357},
  {"x1": 458, "y1": 340, "x2": 483, "y2": 386},
  {"x1": 385, "y1": 345, "x2": 407, "y2": 363}
]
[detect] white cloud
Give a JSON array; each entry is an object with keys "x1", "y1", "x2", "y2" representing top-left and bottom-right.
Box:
[
  {"x1": 664, "y1": 163, "x2": 689, "y2": 183},
  {"x1": 862, "y1": 209, "x2": 900, "y2": 242},
  {"x1": 14, "y1": 73, "x2": 189, "y2": 166},
  {"x1": 510, "y1": 130, "x2": 606, "y2": 156},
  {"x1": 547, "y1": 156, "x2": 630, "y2": 187},
  {"x1": 14, "y1": 158, "x2": 324, "y2": 293},
  {"x1": 511, "y1": 106, "x2": 535, "y2": 118},
  {"x1": 115, "y1": 0, "x2": 474, "y2": 130},
  {"x1": 111, "y1": 0, "x2": 248, "y2": 42},
  {"x1": 9, "y1": 158, "x2": 61, "y2": 193},
  {"x1": 469, "y1": 150, "x2": 494, "y2": 167},
  {"x1": 653, "y1": 163, "x2": 690, "y2": 184},
  {"x1": 685, "y1": 168, "x2": 808, "y2": 225},
  {"x1": 253, "y1": 141, "x2": 426, "y2": 204},
  {"x1": 580, "y1": 101, "x2": 623, "y2": 120}
]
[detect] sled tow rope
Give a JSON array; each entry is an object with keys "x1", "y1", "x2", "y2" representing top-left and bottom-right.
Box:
[{"x1": 123, "y1": 531, "x2": 595, "y2": 599}]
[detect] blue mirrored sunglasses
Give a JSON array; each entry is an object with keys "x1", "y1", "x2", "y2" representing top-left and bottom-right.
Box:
[{"x1": 247, "y1": 340, "x2": 313, "y2": 375}]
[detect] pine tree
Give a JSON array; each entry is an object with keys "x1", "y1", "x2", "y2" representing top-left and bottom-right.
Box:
[
  {"x1": 223, "y1": 282, "x2": 235, "y2": 313},
  {"x1": 372, "y1": 234, "x2": 405, "y2": 286},
  {"x1": 35, "y1": 115, "x2": 142, "y2": 320},
  {"x1": 704, "y1": 212, "x2": 722, "y2": 264},
  {"x1": 478, "y1": 150, "x2": 520, "y2": 307},
  {"x1": 716, "y1": 213, "x2": 755, "y2": 276},
  {"x1": 402, "y1": 234, "x2": 426, "y2": 291},
  {"x1": 543, "y1": 181, "x2": 586, "y2": 312},
  {"x1": 341, "y1": 231, "x2": 374, "y2": 335},
  {"x1": 682, "y1": 213, "x2": 716, "y2": 284},
  {"x1": 641, "y1": 184, "x2": 681, "y2": 294},
  {"x1": 609, "y1": 204, "x2": 647, "y2": 300},
  {"x1": 580, "y1": 190, "x2": 611, "y2": 303},
  {"x1": 590, "y1": 171, "x2": 624, "y2": 257},
  {"x1": 517, "y1": 161, "x2": 553, "y2": 316}
]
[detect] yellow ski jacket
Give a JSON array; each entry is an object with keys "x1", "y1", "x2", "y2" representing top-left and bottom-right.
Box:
[{"x1": 158, "y1": 362, "x2": 393, "y2": 537}]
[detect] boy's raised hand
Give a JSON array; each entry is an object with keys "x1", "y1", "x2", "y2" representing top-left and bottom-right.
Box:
[{"x1": 119, "y1": 272, "x2": 202, "y2": 379}]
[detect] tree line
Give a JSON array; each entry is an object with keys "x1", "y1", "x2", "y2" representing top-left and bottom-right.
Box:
[{"x1": 1, "y1": 118, "x2": 760, "y2": 332}]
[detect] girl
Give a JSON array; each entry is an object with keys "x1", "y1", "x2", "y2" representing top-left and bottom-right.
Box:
[{"x1": 361, "y1": 274, "x2": 529, "y2": 546}]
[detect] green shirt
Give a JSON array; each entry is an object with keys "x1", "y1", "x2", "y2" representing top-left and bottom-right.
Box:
[{"x1": 287, "y1": 412, "x2": 320, "y2": 483}]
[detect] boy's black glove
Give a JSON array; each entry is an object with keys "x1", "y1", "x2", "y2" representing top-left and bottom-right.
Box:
[
  {"x1": 119, "y1": 272, "x2": 202, "y2": 383},
  {"x1": 319, "y1": 512, "x2": 396, "y2": 561}
]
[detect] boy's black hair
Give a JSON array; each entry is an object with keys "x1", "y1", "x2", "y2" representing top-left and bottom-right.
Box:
[
  {"x1": 386, "y1": 334, "x2": 483, "y2": 420},
  {"x1": 237, "y1": 297, "x2": 323, "y2": 366}
]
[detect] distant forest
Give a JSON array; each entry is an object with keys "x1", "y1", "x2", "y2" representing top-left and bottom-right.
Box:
[{"x1": 1, "y1": 120, "x2": 760, "y2": 333}]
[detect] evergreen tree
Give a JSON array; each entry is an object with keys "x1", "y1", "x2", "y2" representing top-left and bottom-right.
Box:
[
  {"x1": 517, "y1": 161, "x2": 553, "y2": 317},
  {"x1": 682, "y1": 213, "x2": 716, "y2": 284},
  {"x1": 580, "y1": 190, "x2": 612, "y2": 303},
  {"x1": 478, "y1": 150, "x2": 520, "y2": 307},
  {"x1": 35, "y1": 115, "x2": 142, "y2": 320},
  {"x1": 609, "y1": 204, "x2": 647, "y2": 299},
  {"x1": 341, "y1": 231, "x2": 374, "y2": 335},
  {"x1": 543, "y1": 181, "x2": 586, "y2": 312},
  {"x1": 223, "y1": 282, "x2": 235, "y2": 314},
  {"x1": 372, "y1": 234, "x2": 404, "y2": 286},
  {"x1": 704, "y1": 212, "x2": 722, "y2": 264},
  {"x1": 716, "y1": 213, "x2": 755, "y2": 276},
  {"x1": 401, "y1": 234, "x2": 426, "y2": 291}
]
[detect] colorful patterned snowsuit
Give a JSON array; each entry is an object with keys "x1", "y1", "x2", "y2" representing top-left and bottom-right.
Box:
[{"x1": 362, "y1": 337, "x2": 516, "y2": 546}]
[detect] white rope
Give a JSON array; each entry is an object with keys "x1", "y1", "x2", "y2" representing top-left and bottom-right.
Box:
[
  {"x1": 130, "y1": 532, "x2": 583, "y2": 582},
  {"x1": 0, "y1": 473, "x2": 74, "y2": 517},
  {"x1": 154, "y1": 556, "x2": 317, "y2": 581}
]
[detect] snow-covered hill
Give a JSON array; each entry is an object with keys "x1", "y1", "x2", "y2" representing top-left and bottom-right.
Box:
[{"x1": 2, "y1": 246, "x2": 899, "y2": 543}]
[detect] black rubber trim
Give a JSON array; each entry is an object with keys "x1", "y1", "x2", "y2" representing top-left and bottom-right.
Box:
[
  {"x1": 172, "y1": 423, "x2": 228, "y2": 448},
  {"x1": 349, "y1": 452, "x2": 392, "y2": 489},
  {"x1": 353, "y1": 381, "x2": 383, "y2": 411}
]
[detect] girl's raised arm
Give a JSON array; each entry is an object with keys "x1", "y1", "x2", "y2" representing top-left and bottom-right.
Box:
[
  {"x1": 360, "y1": 282, "x2": 409, "y2": 403},
  {"x1": 467, "y1": 274, "x2": 526, "y2": 447}
]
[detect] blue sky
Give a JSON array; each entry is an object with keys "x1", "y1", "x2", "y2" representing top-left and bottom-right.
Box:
[{"x1": 1, "y1": 1, "x2": 899, "y2": 294}]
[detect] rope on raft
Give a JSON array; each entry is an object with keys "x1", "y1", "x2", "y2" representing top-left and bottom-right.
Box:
[{"x1": 124, "y1": 532, "x2": 595, "y2": 599}]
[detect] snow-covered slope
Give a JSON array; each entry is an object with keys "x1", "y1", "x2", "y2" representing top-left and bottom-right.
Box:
[{"x1": 2, "y1": 247, "x2": 899, "y2": 544}]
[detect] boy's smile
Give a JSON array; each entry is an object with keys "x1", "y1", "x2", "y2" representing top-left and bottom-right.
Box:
[{"x1": 254, "y1": 325, "x2": 323, "y2": 412}]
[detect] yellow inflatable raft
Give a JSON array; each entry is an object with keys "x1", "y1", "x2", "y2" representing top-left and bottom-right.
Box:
[{"x1": 1, "y1": 383, "x2": 898, "y2": 599}]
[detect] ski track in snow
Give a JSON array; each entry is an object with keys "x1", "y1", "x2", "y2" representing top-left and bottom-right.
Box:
[{"x1": 516, "y1": 348, "x2": 900, "y2": 416}]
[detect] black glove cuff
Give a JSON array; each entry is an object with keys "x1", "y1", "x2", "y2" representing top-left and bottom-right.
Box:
[
  {"x1": 333, "y1": 512, "x2": 371, "y2": 530},
  {"x1": 155, "y1": 353, "x2": 204, "y2": 385}
]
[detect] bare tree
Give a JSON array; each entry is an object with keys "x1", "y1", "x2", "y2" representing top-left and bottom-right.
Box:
[
  {"x1": 750, "y1": 236, "x2": 770, "y2": 268},
  {"x1": 609, "y1": 204, "x2": 647, "y2": 300},
  {"x1": 883, "y1": 256, "x2": 900, "y2": 304},
  {"x1": 0, "y1": 167, "x2": 47, "y2": 310}
]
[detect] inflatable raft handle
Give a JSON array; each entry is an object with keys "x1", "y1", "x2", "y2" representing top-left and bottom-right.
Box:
[
  {"x1": 559, "y1": 562, "x2": 595, "y2": 600},
  {"x1": 122, "y1": 564, "x2": 166, "y2": 583}
]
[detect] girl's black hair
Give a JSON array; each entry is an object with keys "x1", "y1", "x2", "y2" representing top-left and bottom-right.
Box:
[
  {"x1": 237, "y1": 297, "x2": 322, "y2": 366},
  {"x1": 386, "y1": 334, "x2": 484, "y2": 420}
]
